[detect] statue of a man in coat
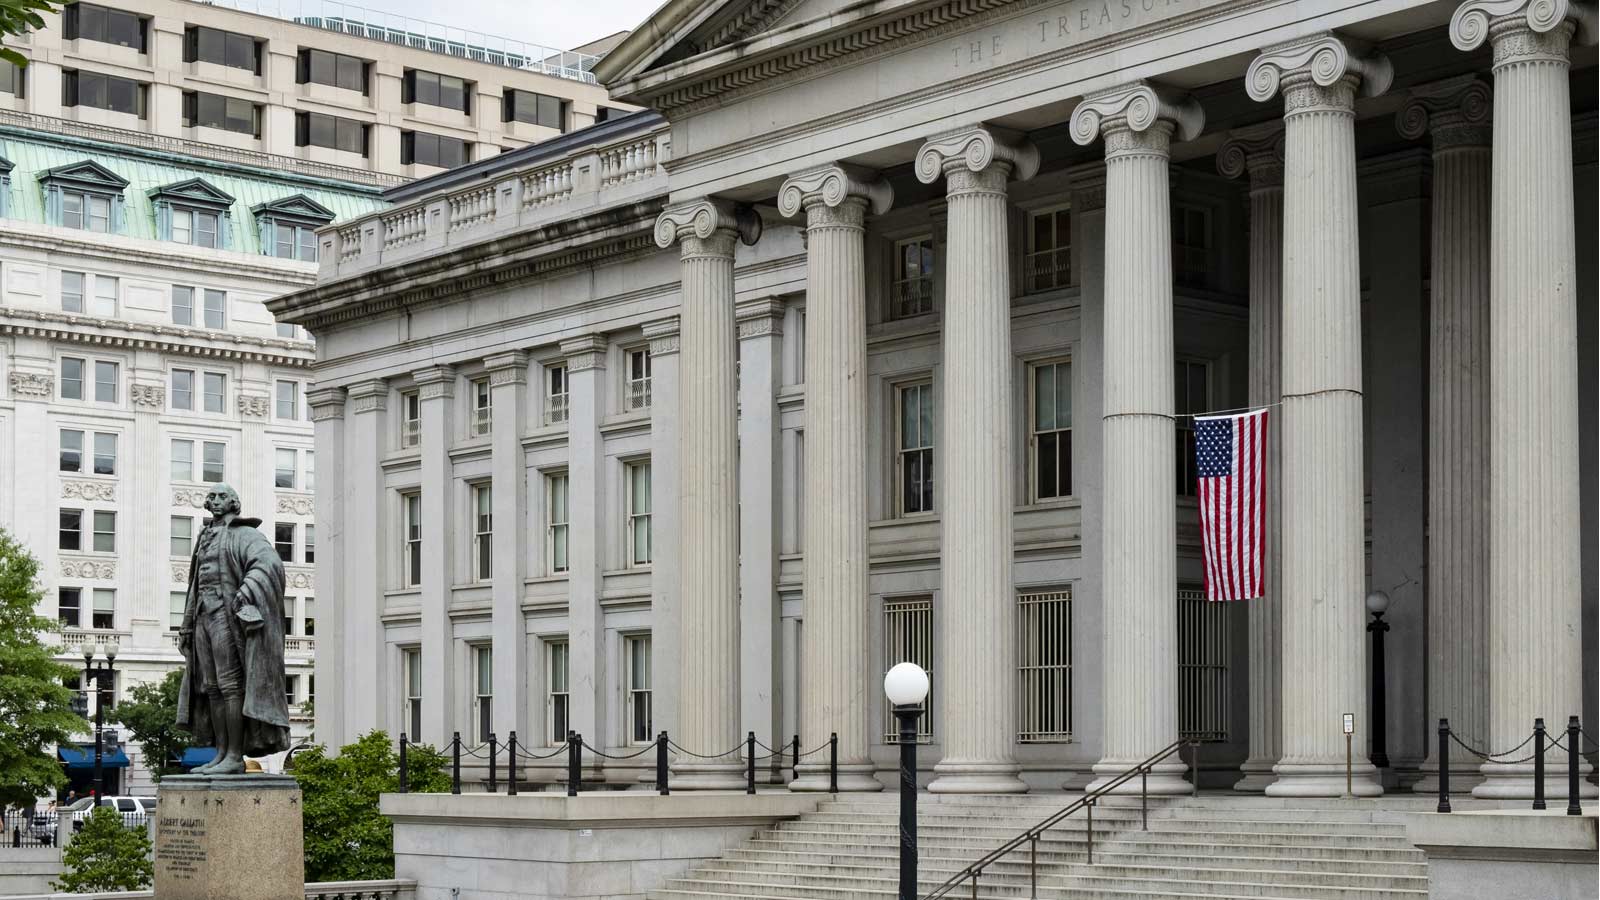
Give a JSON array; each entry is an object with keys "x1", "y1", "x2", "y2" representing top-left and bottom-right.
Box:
[{"x1": 176, "y1": 484, "x2": 291, "y2": 774}]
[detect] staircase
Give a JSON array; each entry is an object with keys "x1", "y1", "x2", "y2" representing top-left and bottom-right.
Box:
[{"x1": 650, "y1": 793, "x2": 1429, "y2": 900}]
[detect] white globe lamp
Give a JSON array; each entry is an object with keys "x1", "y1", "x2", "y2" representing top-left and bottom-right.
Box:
[{"x1": 883, "y1": 662, "x2": 930, "y2": 707}]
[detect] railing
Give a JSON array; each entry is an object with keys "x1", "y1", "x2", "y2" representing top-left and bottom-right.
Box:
[
  {"x1": 1435, "y1": 715, "x2": 1594, "y2": 815},
  {"x1": 520, "y1": 162, "x2": 575, "y2": 209},
  {"x1": 599, "y1": 137, "x2": 660, "y2": 189},
  {"x1": 545, "y1": 393, "x2": 570, "y2": 425},
  {"x1": 448, "y1": 185, "x2": 497, "y2": 232},
  {"x1": 381, "y1": 208, "x2": 428, "y2": 250},
  {"x1": 285, "y1": 636, "x2": 316, "y2": 653},
  {"x1": 58, "y1": 629, "x2": 132, "y2": 651},
  {"x1": 923, "y1": 738, "x2": 1200, "y2": 900}
]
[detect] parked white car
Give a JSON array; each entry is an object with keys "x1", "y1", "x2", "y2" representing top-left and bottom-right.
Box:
[{"x1": 27, "y1": 795, "x2": 151, "y2": 843}]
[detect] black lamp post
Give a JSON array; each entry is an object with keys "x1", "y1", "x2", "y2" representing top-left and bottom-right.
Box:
[
  {"x1": 1365, "y1": 591, "x2": 1390, "y2": 770},
  {"x1": 884, "y1": 662, "x2": 930, "y2": 900},
  {"x1": 80, "y1": 642, "x2": 118, "y2": 798}
]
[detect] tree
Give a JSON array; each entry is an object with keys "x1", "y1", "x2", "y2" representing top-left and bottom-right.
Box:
[
  {"x1": 294, "y1": 730, "x2": 448, "y2": 882},
  {"x1": 54, "y1": 805, "x2": 154, "y2": 892},
  {"x1": 0, "y1": 528, "x2": 87, "y2": 808},
  {"x1": 115, "y1": 670, "x2": 194, "y2": 782},
  {"x1": 0, "y1": 1, "x2": 59, "y2": 68}
]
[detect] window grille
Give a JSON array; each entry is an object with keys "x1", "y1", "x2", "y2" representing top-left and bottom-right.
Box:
[
  {"x1": 625, "y1": 349, "x2": 652, "y2": 411},
  {"x1": 891, "y1": 237, "x2": 934, "y2": 319},
  {"x1": 896, "y1": 382, "x2": 934, "y2": 516},
  {"x1": 1017, "y1": 589, "x2": 1072, "y2": 742},
  {"x1": 625, "y1": 634, "x2": 652, "y2": 745},
  {"x1": 546, "y1": 365, "x2": 569, "y2": 425},
  {"x1": 882, "y1": 597, "x2": 933, "y2": 742},
  {"x1": 1177, "y1": 587, "x2": 1230, "y2": 742},
  {"x1": 1025, "y1": 206, "x2": 1072, "y2": 293}
]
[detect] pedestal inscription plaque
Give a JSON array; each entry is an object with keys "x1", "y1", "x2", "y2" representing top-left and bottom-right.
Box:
[{"x1": 156, "y1": 774, "x2": 303, "y2": 900}]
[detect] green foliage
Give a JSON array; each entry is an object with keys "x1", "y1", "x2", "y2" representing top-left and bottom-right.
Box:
[
  {"x1": 294, "y1": 730, "x2": 449, "y2": 882},
  {"x1": 0, "y1": 0, "x2": 59, "y2": 68},
  {"x1": 0, "y1": 528, "x2": 87, "y2": 808},
  {"x1": 115, "y1": 670, "x2": 193, "y2": 782},
  {"x1": 54, "y1": 805, "x2": 154, "y2": 892}
]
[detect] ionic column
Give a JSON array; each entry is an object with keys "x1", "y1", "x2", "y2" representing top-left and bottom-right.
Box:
[
  {"x1": 915, "y1": 127, "x2": 1036, "y2": 793},
  {"x1": 1450, "y1": 0, "x2": 1596, "y2": 799},
  {"x1": 307, "y1": 387, "x2": 347, "y2": 753},
  {"x1": 1247, "y1": 33, "x2": 1391, "y2": 797},
  {"x1": 413, "y1": 364, "x2": 456, "y2": 749},
  {"x1": 1395, "y1": 76, "x2": 1494, "y2": 793},
  {"x1": 654, "y1": 199, "x2": 761, "y2": 789},
  {"x1": 342, "y1": 381, "x2": 388, "y2": 746},
  {"x1": 484, "y1": 352, "x2": 529, "y2": 741},
  {"x1": 776, "y1": 165, "x2": 893, "y2": 792},
  {"x1": 1217, "y1": 124, "x2": 1286, "y2": 792},
  {"x1": 1071, "y1": 83, "x2": 1204, "y2": 795}
]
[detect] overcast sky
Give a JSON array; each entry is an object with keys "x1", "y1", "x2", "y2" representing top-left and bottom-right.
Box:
[{"x1": 376, "y1": 0, "x2": 666, "y2": 51}]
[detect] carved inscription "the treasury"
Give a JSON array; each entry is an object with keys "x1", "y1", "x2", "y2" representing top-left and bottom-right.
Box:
[
  {"x1": 156, "y1": 815, "x2": 207, "y2": 881},
  {"x1": 947, "y1": 0, "x2": 1227, "y2": 71}
]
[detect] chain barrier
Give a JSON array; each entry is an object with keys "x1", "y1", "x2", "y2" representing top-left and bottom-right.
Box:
[
  {"x1": 580, "y1": 739, "x2": 657, "y2": 761},
  {"x1": 512, "y1": 741, "x2": 571, "y2": 761},
  {"x1": 667, "y1": 739, "x2": 745, "y2": 760},
  {"x1": 1447, "y1": 729, "x2": 1537, "y2": 761}
]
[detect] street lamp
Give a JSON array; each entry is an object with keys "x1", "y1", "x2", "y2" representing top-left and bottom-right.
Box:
[
  {"x1": 884, "y1": 662, "x2": 930, "y2": 900},
  {"x1": 1365, "y1": 591, "x2": 1390, "y2": 770},
  {"x1": 81, "y1": 642, "x2": 118, "y2": 798}
]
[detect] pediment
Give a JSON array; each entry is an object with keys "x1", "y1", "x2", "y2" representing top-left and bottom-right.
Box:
[
  {"x1": 0, "y1": 155, "x2": 13, "y2": 176},
  {"x1": 251, "y1": 194, "x2": 336, "y2": 225},
  {"x1": 148, "y1": 177, "x2": 236, "y2": 209},
  {"x1": 37, "y1": 159, "x2": 129, "y2": 191}
]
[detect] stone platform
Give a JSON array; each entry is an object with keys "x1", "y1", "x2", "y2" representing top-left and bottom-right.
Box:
[{"x1": 155, "y1": 774, "x2": 304, "y2": 900}]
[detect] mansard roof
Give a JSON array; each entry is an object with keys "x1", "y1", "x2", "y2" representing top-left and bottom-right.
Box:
[
  {"x1": 147, "y1": 177, "x2": 237, "y2": 210},
  {"x1": 251, "y1": 193, "x2": 337, "y2": 225},
  {"x1": 36, "y1": 159, "x2": 130, "y2": 191}
]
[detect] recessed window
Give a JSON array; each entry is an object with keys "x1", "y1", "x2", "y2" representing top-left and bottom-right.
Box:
[
  {"x1": 1017, "y1": 589, "x2": 1072, "y2": 742},
  {"x1": 173, "y1": 439, "x2": 225, "y2": 483},
  {"x1": 545, "y1": 365, "x2": 569, "y2": 425},
  {"x1": 1029, "y1": 361, "x2": 1072, "y2": 501},
  {"x1": 402, "y1": 69, "x2": 470, "y2": 113},
  {"x1": 275, "y1": 380, "x2": 300, "y2": 421},
  {"x1": 274, "y1": 523, "x2": 295, "y2": 562},
  {"x1": 59, "y1": 509, "x2": 82, "y2": 550},
  {"x1": 1173, "y1": 204, "x2": 1212, "y2": 290},
  {"x1": 472, "y1": 483, "x2": 492, "y2": 582},
  {"x1": 92, "y1": 510, "x2": 116, "y2": 552},
  {"x1": 403, "y1": 492, "x2": 421, "y2": 587},
  {"x1": 403, "y1": 648, "x2": 422, "y2": 738},
  {"x1": 62, "y1": 190, "x2": 112, "y2": 232},
  {"x1": 63, "y1": 3, "x2": 148, "y2": 52},
  {"x1": 296, "y1": 48, "x2": 367, "y2": 93},
  {"x1": 272, "y1": 223, "x2": 318, "y2": 261},
  {"x1": 62, "y1": 70, "x2": 147, "y2": 117},
  {"x1": 93, "y1": 360, "x2": 118, "y2": 403},
  {"x1": 1178, "y1": 586, "x2": 1231, "y2": 741},
  {"x1": 61, "y1": 357, "x2": 84, "y2": 400},
  {"x1": 1025, "y1": 206, "x2": 1072, "y2": 293},
  {"x1": 171, "y1": 369, "x2": 194, "y2": 410},
  {"x1": 203, "y1": 289, "x2": 227, "y2": 329},
  {"x1": 400, "y1": 391, "x2": 420, "y2": 448},
  {"x1": 473, "y1": 646, "x2": 493, "y2": 743},
  {"x1": 91, "y1": 276, "x2": 117, "y2": 317},
  {"x1": 891, "y1": 237, "x2": 934, "y2": 319},
  {"x1": 1175, "y1": 359, "x2": 1211, "y2": 497},
  {"x1": 202, "y1": 371, "x2": 226, "y2": 413},
  {"x1": 59, "y1": 588, "x2": 82, "y2": 628},
  {"x1": 305, "y1": 452, "x2": 315, "y2": 493},
  {"x1": 0, "y1": 59, "x2": 22, "y2": 96},
  {"x1": 171, "y1": 207, "x2": 220, "y2": 248},
  {"x1": 883, "y1": 597, "x2": 934, "y2": 742},
  {"x1": 91, "y1": 589, "x2": 115, "y2": 630},
  {"x1": 59, "y1": 430, "x2": 83, "y2": 473},
  {"x1": 896, "y1": 382, "x2": 934, "y2": 516},
  {"x1": 183, "y1": 26, "x2": 261, "y2": 73},
  {"x1": 61, "y1": 271, "x2": 84, "y2": 313},
  {"x1": 305, "y1": 526, "x2": 316, "y2": 565},
  {"x1": 275, "y1": 448, "x2": 297, "y2": 490},
  {"x1": 470, "y1": 378, "x2": 491, "y2": 436},
  {"x1": 503, "y1": 89, "x2": 565, "y2": 130},
  {"x1": 547, "y1": 473, "x2": 569, "y2": 575},
  {"x1": 626, "y1": 461, "x2": 652, "y2": 566},
  {"x1": 625, "y1": 348, "x2": 652, "y2": 411},
  {"x1": 400, "y1": 131, "x2": 468, "y2": 169},
  {"x1": 172, "y1": 286, "x2": 194, "y2": 326},
  {"x1": 57, "y1": 430, "x2": 117, "y2": 477},
  {"x1": 546, "y1": 640, "x2": 569, "y2": 745},
  {"x1": 169, "y1": 592, "x2": 186, "y2": 631},
  {"x1": 182, "y1": 91, "x2": 260, "y2": 136},
  {"x1": 625, "y1": 634, "x2": 652, "y2": 745},
  {"x1": 295, "y1": 112, "x2": 368, "y2": 156},
  {"x1": 170, "y1": 516, "x2": 193, "y2": 558},
  {"x1": 92, "y1": 432, "x2": 116, "y2": 476}
]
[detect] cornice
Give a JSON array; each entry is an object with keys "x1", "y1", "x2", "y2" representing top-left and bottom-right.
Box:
[
  {"x1": 484, "y1": 351, "x2": 530, "y2": 386},
  {"x1": 0, "y1": 310, "x2": 315, "y2": 368},
  {"x1": 307, "y1": 387, "x2": 347, "y2": 421},
  {"x1": 560, "y1": 335, "x2": 609, "y2": 372},
  {"x1": 641, "y1": 316, "x2": 682, "y2": 357},
  {"x1": 736, "y1": 296, "x2": 787, "y2": 339},
  {"x1": 412, "y1": 365, "x2": 456, "y2": 400},
  {"x1": 0, "y1": 226, "x2": 319, "y2": 284}
]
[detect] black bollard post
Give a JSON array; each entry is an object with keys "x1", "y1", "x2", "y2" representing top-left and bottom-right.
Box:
[
  {"x1": 567, "y1": 731, "x2": 581, "y2": 797},
  {"x1": 791, "y1": 734, "x2": 800, "y2": 782},
  {"x1": 507, "y1": 731, "x2": 518, "y2": 796},
  {"x1": 746, "y1": 732, "x2": 757, "y2": 795},
  {"x1": 1568, "y1": 716, "x2": 1583, "y2": 816},
  {"x1": 489, "y1": 733, "x2": 498, "y2": 794},
  {"x1": 1533, "y1": 719, "x2": 1547, "y2": 810},
  {"x1": 829, "y1": 732, "x2": 838, "y2": 794},
  {"x1": 657, "y1": 731, "x2": 670, "y2": 796},
  {"x1": 1437, "y1": 719, "x2": 1451, "y2": 813},
  {"x1": 452, "y1": 731, "x2": 462, "y2": 795},
  {"x1": 399, "y1": 732, "x2": 410, "y2": 794}
]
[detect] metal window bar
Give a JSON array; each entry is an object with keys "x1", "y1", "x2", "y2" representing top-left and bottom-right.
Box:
[
  {"x1": 546, "y1": 391, "x2": 569, "y2": 425},
  {"x1": 882, "y1": 597, "x2": 933, "y2": 743},
  {"x1": 1017, "y1": 589, "x2": 1072, "y2": 743},
  {"x1": 1177, "y1": 587, "x2": 1230, "y2": 742}
]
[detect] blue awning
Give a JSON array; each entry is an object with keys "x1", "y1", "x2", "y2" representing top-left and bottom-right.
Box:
[
  {"x1": 179, "y1": 747, "x2": 216, "y2": 768},
  {"x1": 57, "y1": 745, "x2": 129, "y2": 769}
]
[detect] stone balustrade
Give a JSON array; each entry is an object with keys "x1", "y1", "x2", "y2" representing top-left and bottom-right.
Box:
[
  {"x1": 318, "y1": 123, "x2": 671, "y2": 280},
  {"x1": 57, "y1": 629, "x2": 131, "y2": 652}
]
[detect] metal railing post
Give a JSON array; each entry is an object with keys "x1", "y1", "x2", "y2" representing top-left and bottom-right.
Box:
[
  {"x1": 829, "y1": 732, "x2": 838, "y2": 794},
  {"x1": 1085, "y1": 799, "x2": 1094, "y2": 865},
  {"x1": 746, "y1": 731, "x2": 757, "y2": 795},
  {"x1": 1568, "y1": 716, "x2": 1583, "y2": 816},
  {"x1": 1141, "y1": 766, "x2": 1148, "y2": 831},
  {"x1": 657, "y1": 731, "x2": 670, "y2": 796},
  {"x1": 567, "y1": 731, "x2": 581, "y2": 797},
  {"x1": 1029, "y1": 834, "x2": 1038, "y2": 900},
  {"x1": 1533, "y1": 718, "x2": 1547, "y2": 810},
  {"x1": 398, "y1": 732, "x2": 409, "y2": 794},
  {"x1": 507, "y1": 731, "x2": 518, "y2": 796},
  {"x1": 488, "y1": 733, "x2": 498, "y2": 794},
  {"x1": 1191, "y1": 741, "x2": 1200, "y2": 798},
  {"x1": 451, "y1": 732, "x2": 462, "y2": 794},
  {"x1": 1437, "y1": 718, "x2": 1451, "y2": 813},
  {"x1": 792, "y1": 734, "x2": 800, "y2": 782}
]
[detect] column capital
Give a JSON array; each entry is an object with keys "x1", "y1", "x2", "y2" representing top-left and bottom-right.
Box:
[
  {"x1": 559, "y1": 335, "x2": 607, "y2": 372},
  {"x1": 412, "y1": 365, "x2": 455, "y2": 400},
  {"x1": 736, "y1": 297, "x2": 787, "y2": 339},
  {"x1": 308, "y1": 386, "x2": 347, "y2": 420},
  {"x1": 1450, "y1": 0, "x2": 1596, "y2": 53},
  {"x1": 347, "y1": 379, "x2": 388, "y2": 414},
  {"x1": 914, "y1": 126, "x2": 1039, "y2": 184},
  {"x1": 1246, "y1": 33, "x2": 1393, "y2": 107},
  {"x1": 641, "y1": 317, "x2": 681, "y2": 357},
  {"x1": 483, "y1": 351, "x2": 529, "y2": 385},
  {"x1": 654, "y1": 198, "x2": 763, "y2": 251},
  {"x1": 1217, "y1": 121, "x2": 1286, "y2": 189},
  {"x1": 777, "y1": 164, "x2": 893, "y2": 219},
  {"x1": 1397, "y1": 75, "x2": 1492, "y2": 149},
  {"x1": 1070, "y1": 81, "x2": 1204, "y2": 150}
]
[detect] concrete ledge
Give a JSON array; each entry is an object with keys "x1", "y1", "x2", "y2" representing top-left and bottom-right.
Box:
[
  {"x1": 1402, "y1": 810, "x2": 1598, "y2": 900},
  {"x1": 380, "y1": 790, "x2": 820, "y2": 826}
]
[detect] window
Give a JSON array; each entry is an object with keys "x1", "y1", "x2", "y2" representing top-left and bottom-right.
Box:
[
  {"x1": 59, "y1": 430, "x2": 83, "y2": 473},
  {"x1": 470, "y1": 378, "x2": 491, "y2": 436},
  {"x1": 169, "y1": 592, "x2": 186, "y2": 631},
  {"x1": 1017, "y1": 589, "x2": 1072, "y2": 742},
  {"x1": 61, "y1": 190, "x2": 112, "y2": 232},
  {"x1": 94, "y1": 360, "x2": 118, "y2": 403},
  {"x1": 275, "y1": 448, "x2": 297, "y2": 489},
  {"x1": 92, "y1": 432, "x2": 116, "y2": 476},
  {"x1": 93, "y1": 511, "x2": 115, "y2": 552},
  {"x1": 400, "y1": 392, "x2": 421, "y2": 448},
  {"x1": 203, "y1": 290, "x2": 227, "y2": 329},
  {"x1": 171, "y1": 207, "x2": 220, "y2": 247},
  {"x1": 181, "y1": 90, "x2": 259, "y2": 136},
  {"x1": 63, "y1": 3, "x2": 147, "y2": 51},
  {"x1": 547, "y1": 640, "x2": 569, "y2": 745},
  {"x1": 61, "y1": 70, "x2": 146, "y2": 117},
  {"x1": 296, "y1": 48, "x2": 367, "y2": 93},
  {"x1": 304, "y1": 526, "x2": 315, "y2": 565},
  {"x1": 171, "y1": 369, "x2": 194, "y2": 410},
  {"x1": 286, "y1": 674, "x2": 299, "y2": 709},
  {"x1": 274, "y1": 523, "x2": 295, "y2": 562},
  {"x1": 626, "y1": 461, "x2": 652, "y2": 566},
  {"x1": 61, "y1": 357, "x2": 84, "y2": 399},
  {"x1": 172, "y1": 286, "x2": 194, "y2": 326},
  {"x1": 1026, "y1": 206, "x2": 1072, "y2": 293},
  {"x1": 1173, "y1": 204, "x2": 1212, "y2": 290},
  {"x1": 503, "y1": 89, "x2": 565, "y2": 130},
  {"x1": 403, "y1": 648, "x2": 422, "y2": 738},
  {"x1": 472, "y1": 484, "x2": 492, "y2": 581},
  {"x1": 272, "y1": 223, "x2": 318, "y2": 261},
  {"x1": 59, "y1": 509, "x2": 82, "y2": 550},
  {"x1": 882, "y1": 597, "x2": 933, "y2": 742},
  {"x1": 62, "y1": 271, "x2": 85, "y2": 313},
  {"x1": 276, "y1": 381, "x2": 300, "y2": 421},
  {"x1": 305, "y1": 452, "x2": 316, "y2": 493},
  {"x1": 1030, "y1": 361, "x2": 1072, "y2": 501},
  {"x1": 891, "y1": 237, "x2": 934, "y2": 318},
  {"x1": 403, "y1": 493, "x2": 422, "y2": 587},
  {"x1": 303, "y1": 598, "x2": 315, "y2": 636},
  {"x1": 1175, "y1": 360, "x2": 1211, "y2": 497},
  {"x1": 294, "y1": 112, "x2": 369, "y2": 156},
  {"x1": 1178, "y1": 587, "x2": 1230, "y2": 741},
  {"x1": 202, "y1": 441, "x2": 225, "y2": 482},
  {"x1": 400, "y1": 131, "x2": 468, "y2": 169},
  {"x1": 183, "y1": 26, "x2": 260, "y2": 72},
  {"x1": 403, "y1": 69, "x2": 470, "y2": 112},
  {"x1": 59, "y1": 588, "x2": 82, "y2": 628},
  {"x1": 91, "y1": 589, "x2": 115, "y2": 630},
  {"x1": 625, "y1": 634, "x2": 652, "y2": 745},
  {"x1": 473, "y1": 646, "x2": 493, "y2": 743},
  {"x1": 88, "y1": 276, "x2": 116, "y2": 317},
  {"x1": 174, "y1": 439, "x2": 226, "y2": 483},
  {"x1": 896, "y1": 382, "x2": 934, "y2": 515},
  {"x1": 170, "y1": 516, "x2": 193, "y2": 558},
  {"x1": 202, "y1": 371, "x2": 226, "y2": 413},
  {"x1": 0, "y1": 59, "x2": 21, "y2": 96},
  {"x1": 170, "y1": 439, "x2": 193, "y2": 482},
  {"x1": 545, "y1": 365, "x2": 569, "y2": 425},
  {"x1": 547, "y1": 473, "x2": 569, "y2": 575},
  {"x1": 625, "y1": 348, "x2": 652, "y2": 411}
]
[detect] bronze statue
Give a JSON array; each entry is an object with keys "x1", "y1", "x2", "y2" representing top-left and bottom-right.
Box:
[{"x1": 176, "y1": 484, "x2": 291, "y2": 774}]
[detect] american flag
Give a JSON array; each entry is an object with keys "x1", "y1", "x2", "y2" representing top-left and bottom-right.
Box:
[{"x1": 1194, "y1": 409, "x2": 1267, "y2": 601}]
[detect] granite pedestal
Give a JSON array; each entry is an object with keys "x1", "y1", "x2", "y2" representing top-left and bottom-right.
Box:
[{"x1": 155, "y1": 775, "x2": 304, "y2": 900}]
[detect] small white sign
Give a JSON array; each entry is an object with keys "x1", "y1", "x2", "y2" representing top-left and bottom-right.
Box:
[
  {"x1": 578, "y1": 828, "x2": 593, "y2": 837},
  {"x1": 1342, "y1": 713, "x2": 1355, "y2": 735}
]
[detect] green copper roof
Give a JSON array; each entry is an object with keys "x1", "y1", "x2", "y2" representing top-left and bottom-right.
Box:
[{"x1": 0, "y1": 131, "x2": 388, "y2": 254}]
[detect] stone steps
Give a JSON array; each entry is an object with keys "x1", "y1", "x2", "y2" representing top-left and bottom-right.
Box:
[{"x1": 724, "y1": 846, "x2": 1426, "y2": 874}]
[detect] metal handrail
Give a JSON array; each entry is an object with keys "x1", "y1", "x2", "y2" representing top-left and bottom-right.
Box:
[{"x1": 922, "y1": 738, "x2": 1197, "y2": 900}]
